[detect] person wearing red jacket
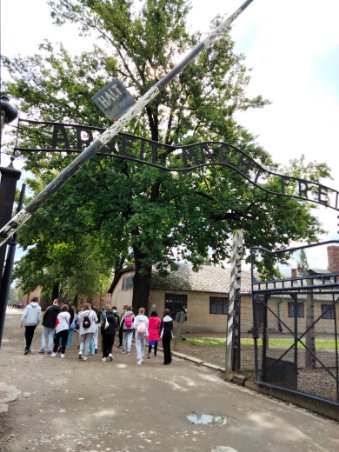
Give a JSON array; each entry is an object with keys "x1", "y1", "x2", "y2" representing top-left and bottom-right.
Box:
[{"x1": 147, "y1": 310, "x2": 161, "y2": 359}]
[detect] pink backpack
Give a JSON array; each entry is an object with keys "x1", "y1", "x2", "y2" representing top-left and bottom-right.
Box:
[
  {"x1": 124, "y1": 315, "x2": 133, "y2": 328},
  {"x1": 137, "y1": 320, "x2": 146, "y2": 335}
]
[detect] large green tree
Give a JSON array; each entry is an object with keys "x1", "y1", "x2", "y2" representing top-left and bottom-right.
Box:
[{"x1": 2, "y1": 0, "x2": 328, "y2": 310}]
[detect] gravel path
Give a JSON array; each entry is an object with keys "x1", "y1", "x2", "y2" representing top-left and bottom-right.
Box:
[{"x1": 1, "y1": 310, "x2": 339, "y2": 452}]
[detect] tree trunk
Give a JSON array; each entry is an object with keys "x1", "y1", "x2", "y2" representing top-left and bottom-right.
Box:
[
  {"x1": 130, "y1": 175, "x2": 160, "y2": 314},
  {"x1": 132, "y1": 246, "x2": 152, "y2": 314},
  {"x1": 52, "y1": 282, "x2": 59, "y2": 301}
]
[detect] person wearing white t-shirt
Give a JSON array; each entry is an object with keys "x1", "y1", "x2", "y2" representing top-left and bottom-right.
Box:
[{"x1": 51, "y1": 304, "x2": 71, "y2": 358}]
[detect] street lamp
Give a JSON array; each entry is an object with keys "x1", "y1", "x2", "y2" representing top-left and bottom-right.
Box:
[
  {"x1": 0, "y1": 95, "x2": 20, "y2": 349},
  {"x1": 0, "y1": 95, "x2": 18, "y2": 164}
]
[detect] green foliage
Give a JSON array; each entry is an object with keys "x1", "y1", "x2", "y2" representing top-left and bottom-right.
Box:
[{"x1": 1, "y1": 0, "x2": 328, "y2": 303}]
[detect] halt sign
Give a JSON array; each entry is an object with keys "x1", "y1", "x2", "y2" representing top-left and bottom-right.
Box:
[{"x1": 92, "y1": 79, "x2": 135, "y2": 121}]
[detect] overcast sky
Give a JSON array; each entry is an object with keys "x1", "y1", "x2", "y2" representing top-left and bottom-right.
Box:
[{"x1": 1, "y1": 0, "x2": 339, "y2": 266}]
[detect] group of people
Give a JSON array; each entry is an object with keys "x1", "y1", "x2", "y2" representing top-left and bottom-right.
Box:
[
  {"x1": 117, "y1": 305, "x2": 173, "y2": 365},
  {"x1": 21, "y1": 297, "x2": 79, "y2": 358},
  {"x1": 20, "y1": 298, "x2": 174, "y2": 365}
]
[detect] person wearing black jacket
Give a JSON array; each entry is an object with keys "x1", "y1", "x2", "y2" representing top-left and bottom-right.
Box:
[
  {"x1": 101, "y1": 305, "x2": 117, "y2": 362},
  {"x1": 111, "y1": 306, "x2": 120, "y2": 349},
  {"x1": 161, "y1": 309, "x2": 174, "y2": 365},
  {"x1": 117, "y1": 305, "x2": 127, "y2": 348},
  {"x1": 40, "y1": 299, "x2": 60, "y2": 355}
]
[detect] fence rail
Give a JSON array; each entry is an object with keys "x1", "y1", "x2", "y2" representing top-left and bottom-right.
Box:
[{"x1": 250, "y1": 242, "x2": 339, "y2": 407}]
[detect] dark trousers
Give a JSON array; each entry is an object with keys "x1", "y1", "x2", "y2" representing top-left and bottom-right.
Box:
[
  {"x1": 162, "y1": 336, "x2": 172, "y2": 364},
  {"x1": 148, "y1": 342, "x2": 158, "y2": 356},
  {"x1": 24, "y1": 325, "x2": 37, "y2": 350},
  {"x1": 118, "y1": 327, "x2": 123, "y2": 347},
  {"x1": 102, "y1": 333, "x2": 115, "y2": 357},
  {"x1": 53, "y1": 330, "x2": 69, "y2": 353}
]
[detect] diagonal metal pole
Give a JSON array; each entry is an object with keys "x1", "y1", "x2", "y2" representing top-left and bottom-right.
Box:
[{"x1": 0, "y1": 0, "x2": 254, "y2": 248}]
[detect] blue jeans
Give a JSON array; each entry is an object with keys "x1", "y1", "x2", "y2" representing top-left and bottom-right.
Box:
[
  {"x1": 122, "y1": 331, "x2": 133, "y2": 353},
  {"x1": 41, "y1": 326, "x2": 55, "y2": 352},
  {"x1": 67, "y1": 328, "x2": 75, "y2": 346},
  {"x1": 80, "y1": 333, "x2": 94, "y2": 357},
  {"x1": 135, "y1": 333, "x2": 146, "y2": 361}
]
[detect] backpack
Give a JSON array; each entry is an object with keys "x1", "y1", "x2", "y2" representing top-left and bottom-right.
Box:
[
  {"x1": 124, "y1": 315, "x2": 133, "y2": 328},
  {"x1": 82, "y1": 312, "x2": 91, "y2": 329},
  {"x1": 137, "y1": 320, "x2": 146, "y2": 335}
]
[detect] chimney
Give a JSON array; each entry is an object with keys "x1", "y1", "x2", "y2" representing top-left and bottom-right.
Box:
[
  {"x1": 327, "y1": 246, "x2": 339, "y2": 273},
  {"x1": 291, "y1": 268, "x2": 297, "y2": 278}
]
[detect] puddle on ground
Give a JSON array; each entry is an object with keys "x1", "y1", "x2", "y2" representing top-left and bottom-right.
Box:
[{"x1": 186, "y1": 413, "x2": 227, "y2": 426}]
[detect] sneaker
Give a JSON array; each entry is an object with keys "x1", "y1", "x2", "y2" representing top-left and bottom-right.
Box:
[
  {"x1": 81, "y1": 356, "x2": 87, "y2": 361},
  {"x1": 78, "y1": 353, "x2": 82, "y2": 360},
  {"x1": 136, "y1": 360, "x2": 142, "y2": 365},
  {"x1": 57, "y1": 346, "x2": 62, "y2": 353},
  {"x1": 102, "y1": 357, "x2": 107, "y2": 362},
  {"x1": 95, "y1": 349, "x2": 98, "y2": 354},
  {"x1": 47, "y1": 351, "x2": 52, "y2": 356},
  {"x1": 60, "y1": 354, "x2": 65, "y2": 359},
  {"x1": 39, "y1": 349, "x2": 45, "y2": 355},
  {"x1": 109, "y1": 354, "x2": 113, "y2": 361},
  {"x1": 51, "y1": 353, "x2": 57, "y2": 357},
  {"x1": 24, "y1": 349, "x2": 31, "y2": 355},
  {"x1": 147, "y1": 354, "x2": 151, "y2": 359}
]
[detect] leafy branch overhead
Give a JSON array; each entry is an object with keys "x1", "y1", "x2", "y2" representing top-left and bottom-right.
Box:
[{"x1": 3, "y1": 0, "x2": 329, "y2": 305}]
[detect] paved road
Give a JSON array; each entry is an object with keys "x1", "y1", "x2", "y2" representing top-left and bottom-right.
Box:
[{"x1": 0, "y1": 310, "x2": 338, "y2": 452}]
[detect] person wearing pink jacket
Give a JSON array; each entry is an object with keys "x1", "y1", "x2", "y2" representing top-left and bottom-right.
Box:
[{"x1": 147, "y1": 310, "x2": 161, "y2": 359}]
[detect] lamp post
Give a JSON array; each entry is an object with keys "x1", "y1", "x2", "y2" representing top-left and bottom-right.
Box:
[
  {"x1": 0, "y1": 95, "x2": 19, "y2": 157},
  {"x1": 0, "y1": 96, "x2": 20, "y2": 348},
  {"x1": 0, "y1": 95, "x2": 20, "y2": 284}
]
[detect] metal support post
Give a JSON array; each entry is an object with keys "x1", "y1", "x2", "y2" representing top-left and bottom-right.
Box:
[
  {"x1": 0, "y1": 184, "x2": 25, "y2": 348},
  {"x1": 225, "y1": 229, "x2": 244, "y2": 379},
  {"x1": 0, "y1": 161, "x2": 21, "y2": 284}
]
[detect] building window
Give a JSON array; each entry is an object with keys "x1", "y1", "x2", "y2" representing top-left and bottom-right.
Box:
[
  {"x1": 122, "y1": 276, "x2": 133, "y2": 291},
  {"x1": 321, "y1": 304, "x2": 335, "y2": 319},
  {"x1": 210, "y1": 296, "x2": 229, "y2": 315},
  {"x1": 288, "y1": 302, "x2": 304, "y2": 318},
  {"x1": 165, "y1": 294, "x2": 187, "y2": 320}
]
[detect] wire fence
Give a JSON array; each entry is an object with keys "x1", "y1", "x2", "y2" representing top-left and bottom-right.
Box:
[{"x1": 249, "y1": 241, "x2": 339, "y2": 406}]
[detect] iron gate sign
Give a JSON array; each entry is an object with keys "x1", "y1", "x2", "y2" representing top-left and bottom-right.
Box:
[
  {"x1": 91, "y1": 79, "x2": 135, "y2": 121},
  {"x1": 13, "y1": 119, "x2": 339, "y2": 213}
]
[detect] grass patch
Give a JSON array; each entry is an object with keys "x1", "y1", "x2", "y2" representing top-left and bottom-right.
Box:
[
  {"x1": 184, "y1": 337, "x2": 339, "y2": 350},
  {"x1": 183, "y1": 338, "x2": 225, "y2": 347}
]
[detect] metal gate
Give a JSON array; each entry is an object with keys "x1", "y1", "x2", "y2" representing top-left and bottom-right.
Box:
[{"x1": 251, "y1": 241, "x2": 339, "y2": 407}]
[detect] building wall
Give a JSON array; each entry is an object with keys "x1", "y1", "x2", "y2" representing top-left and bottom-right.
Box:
[
  {"x1": 111, "y1": 272, "x2": 338, "y2": 335},
  {"x1": 92, "y1": 293, "x2": 112, "y2": 310},
  {"x1": 149, "y1": 289, "x2": 253, "y2": 334},
  {"x1": 21, "y1": 288, "x2": 112, "y2": 311},
  {"x1": 110, "y1": 270, "x2": 134, "y2": 312},
  {"x1": 265, "y1": 296, "x2": 339, "y2": 334},
  {"x1": 21, "y1": 286, "x2": 43, "y2": 306}
]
